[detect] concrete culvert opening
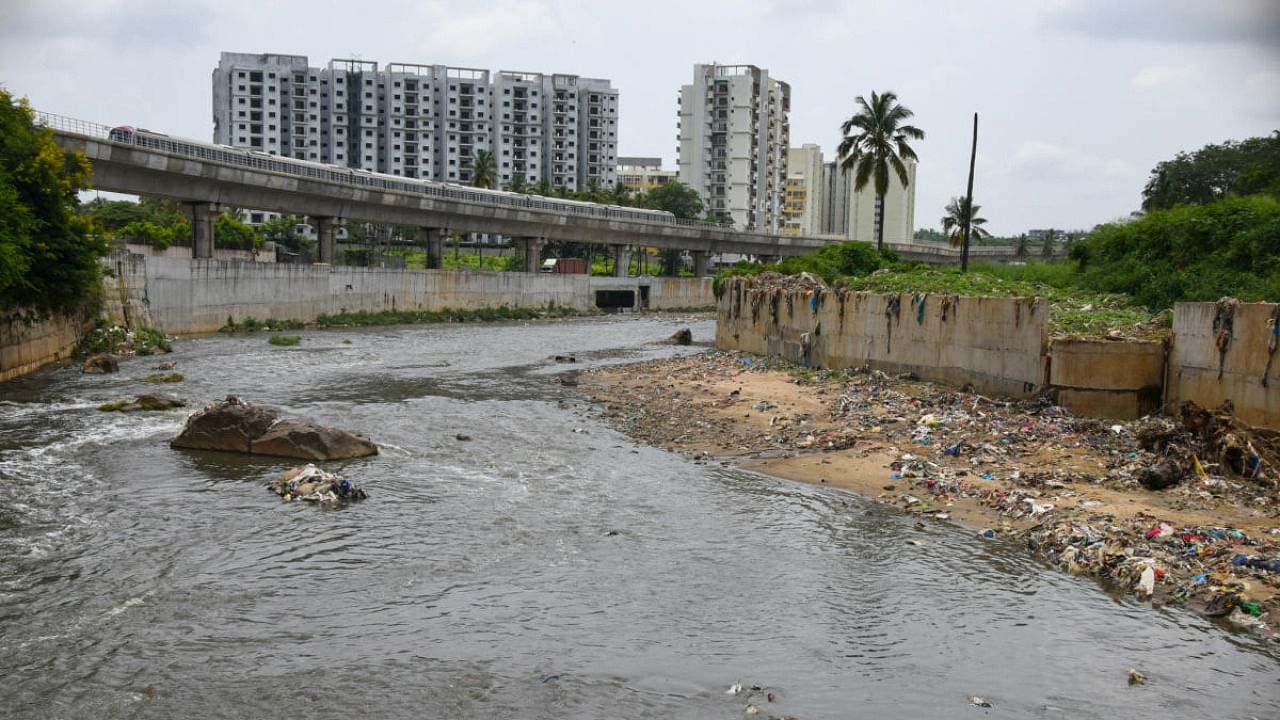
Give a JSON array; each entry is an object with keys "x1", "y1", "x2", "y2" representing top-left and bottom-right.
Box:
[{"x1": 595, "y1": 290, "x2": 635, "y2": 311}]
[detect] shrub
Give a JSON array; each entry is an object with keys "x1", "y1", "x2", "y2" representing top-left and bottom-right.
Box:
[{"x1": 268, "y1": 335, "x2": 301, "y2": 346}]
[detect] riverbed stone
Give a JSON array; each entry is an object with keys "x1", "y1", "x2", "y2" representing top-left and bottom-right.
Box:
[
  {"x1": 82, "y1": 353, "x2": 120, "y2": 374},
  {"x1": 170, "y1": 397, "x2": 279, "y2": 453},
  {"x1": 99, "y1": 393, "x2": 187, "y2": 412},
  {"x1": 249, "y1": 420, "x2": 379, "y2": 460}
]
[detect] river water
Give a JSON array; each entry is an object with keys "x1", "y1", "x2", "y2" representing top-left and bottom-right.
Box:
[{"x1": 0, "y1": 316, "x2": 1276, "y2": 719}]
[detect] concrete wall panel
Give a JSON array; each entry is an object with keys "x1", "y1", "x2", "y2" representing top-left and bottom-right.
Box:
[{"x1": 1168, "y1": 301, "x2": 1280, "y2": 429}]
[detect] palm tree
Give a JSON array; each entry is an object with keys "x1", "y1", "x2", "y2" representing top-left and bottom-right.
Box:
[
  {"x1": 837, "y1": 90, "x2": 925, "y2": 252},
  {"x1": 1041, "y1": 228, "x2": 1058, "y2": 257},
  {"x1": 941, "y1": 196, "x2": 991, "y2": 248},
  {"x1": 467, "y1": 149, "x2": 497, "y2": 189},
  {"x1": 1014, "y1": 233, "x2": 1030, "y2": 259},
  {"x1": 506, "y1": 174, "x2": 529, "y2": 194}
]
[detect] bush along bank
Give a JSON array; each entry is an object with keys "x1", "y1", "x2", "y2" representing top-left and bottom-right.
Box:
[
  {"x1": 78, "y1": 322, "x2": 173, "y2": 356},
  {"x1": 219, "y1": 303, "x2": 593, "y2": 332}
]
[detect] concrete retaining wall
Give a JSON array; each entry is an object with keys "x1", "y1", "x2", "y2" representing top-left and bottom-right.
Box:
[
  {"x1": 1050, "y1": 339, "x2": 1166, "y2": 420},
  {"x1": 124, "y1": 243, "x2": 274, "y2": 262},
  {"x1": 1167, "y1": 301, "x2": 1279, "y2": 429},
  {"x1": 113, "y1": 254, "x2": 713, "y2": 335},
  {"x1": 0, "y1": 312, "x2": 86, "y2": 383},
  {"x1": 715, "y1": 279, "x2": 1048, "y2": 397}
]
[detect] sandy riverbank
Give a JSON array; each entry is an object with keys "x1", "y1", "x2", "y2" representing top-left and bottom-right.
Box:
[{"x1": 580, "y1": 350, "x2": 1280, "y2": 639}]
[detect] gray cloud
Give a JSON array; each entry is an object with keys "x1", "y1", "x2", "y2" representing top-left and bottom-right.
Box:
[{"x1": 1046, "y1": 0, "x2": 1280, "y2": 49}]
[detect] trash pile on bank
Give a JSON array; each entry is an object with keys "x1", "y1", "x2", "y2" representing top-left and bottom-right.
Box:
[
  {"x1": 583, "y1": 351, "x2": 1280, "y2": 636},
  {"x1": 270, "y1": 464, "x2": 367, "y2": 505}
]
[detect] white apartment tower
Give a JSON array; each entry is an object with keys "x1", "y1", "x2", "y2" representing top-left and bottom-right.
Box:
[
  {"x1": 212, "y1": 52, "x2": 615, "y2": 191},
  {"x1": 821, "y1": 158, "x2": 917, "y2": 244},
  {"x1": 491, "y1": 71, "x2": 545, "y2": 188},
  {"x1": 381, "y1": 64, "x2": 436, "y2": 179},
  {"x1": 213, "y1": 53, "x2": 314, "y2": 158},
  {"x1": 678, "y1": 64, "x2": 790, "y2": 231}
]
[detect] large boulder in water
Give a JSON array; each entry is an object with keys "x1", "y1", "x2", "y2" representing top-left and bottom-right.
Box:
[
  {"x1": 82, "y1": 353, "x2": 119, "y2": 374},
  {"x1": 170, "y1": 396, "x2": 279, "y2": 453},
  {"x1": 249, "y1": 420, "x2": 378, "y2": 461}
]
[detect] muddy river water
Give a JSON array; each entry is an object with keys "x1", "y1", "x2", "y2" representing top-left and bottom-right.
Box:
[{"x1": 1, "y1": 316, "x2": 1277, "y2": 719}]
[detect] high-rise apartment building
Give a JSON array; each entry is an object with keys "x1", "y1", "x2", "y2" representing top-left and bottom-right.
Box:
[
  {"x1": 782, "y1": 144, "x2": 824, "y2": 236},
  {"x1": 212, "y1": 52, "x2": 616, "y2": 191},
  {"x1": 820, "y1": 157, "x2": 917, "y2": 244},
  {"x1": 677, "y1": 64, "x2": 790, "y2": 231}
]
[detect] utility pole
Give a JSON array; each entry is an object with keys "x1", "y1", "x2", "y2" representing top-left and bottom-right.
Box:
[{"x1": 961, "y1": 112, "x2": 978, "y2": 273}]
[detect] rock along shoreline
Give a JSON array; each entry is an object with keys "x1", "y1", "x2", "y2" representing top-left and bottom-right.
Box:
[{"x1": 580, "y1": 351, "x2": 1280, "y2": 640}]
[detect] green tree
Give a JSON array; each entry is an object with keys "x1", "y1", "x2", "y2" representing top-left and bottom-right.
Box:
[
  {"x1": 0, "y1": 88, "x2": 107, "y2": 314},
  {"x1": 941, "y1": 196, "x2": 990, "y2": 248},
  {"x1": 467, "y1": 149, "x2": 497, "y2": 189},
  {"x1": 531, "y1": 179, "x2": 553, "y2": 197},
  {"x1": 214, "y1": 213, "x2": 261, "y2": 251},
  {"x1": 837, "y1": 90, "x2": 925, "y2": 252},
  {"x1": 1040, "y1": 228, "x2": 1057, "y2": 257},
  {"x1": 82, "y1": 198, "x2": 148, "y2": 232},
  {"x1": 1014, "y1": 233, "x2": 1030, "y2": 259},
  {"x1": 259, "y1": 214, "x2": 312, "y2": 255},
  {"x1": 506, "y1": 174, "x2": 529, "y2": 194},
  {"x1": 609, "y1": 181, "x2": 632, "y2": 207},
  {"x1": 1142, "y1": 133, "x2": 1280, "y2": 211},
  {"x1": 639, "y1": 181, "x2": 704, "y2": 219}
]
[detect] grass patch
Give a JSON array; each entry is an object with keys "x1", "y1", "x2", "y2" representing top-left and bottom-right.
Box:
[
  {"x1": 268, "y1": 335, "x2": 302, "y2": 346},
  {"x1": 220, "y1": 317, "x2": 306, "y2": 333},
  {"x1": 314, "y1": 304, "x2": 588, "y2": 328},
  {"x1": 843, "y1": 267, "x2": 1160, "y2": 338},
  {"x1": 143, "y1": 372, "x2": 184, "y2": 383}
]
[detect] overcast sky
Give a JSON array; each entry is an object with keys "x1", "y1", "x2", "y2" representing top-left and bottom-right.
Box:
[{"x1": 2, "y1": 0, "x2": 1277, "y2": 235}]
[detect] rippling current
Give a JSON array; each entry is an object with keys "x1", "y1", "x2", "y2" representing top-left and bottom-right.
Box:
[{"x1": 1, "y1": 316, "x2": 1277, "y2": 719}]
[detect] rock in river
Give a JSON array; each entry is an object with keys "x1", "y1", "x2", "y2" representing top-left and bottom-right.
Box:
[
  {"x1": 250, "y1": 420, "x2": 378, "y2": 461},
  {"x1": 171, "y1": 396, "x2": 377, "y2": 460},
  {"x1": 99, "y1": 393, "x2": 187, "y2": 412},
  {"x1": 82, "y1": 353, "x2": 120, "y2": 374},
  {"x1": 171, "y1": 396, "x2": 280, "y2": 453}
]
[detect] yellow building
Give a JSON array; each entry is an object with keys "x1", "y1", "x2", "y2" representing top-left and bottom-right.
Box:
[
  {"x1": 617, "y1": 157, "x2": 677, "y2": 194},
  {"x1": 782, "y1": 144, "x2": 825, "y2": 236}
]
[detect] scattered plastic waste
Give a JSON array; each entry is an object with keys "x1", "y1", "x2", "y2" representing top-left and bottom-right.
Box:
[
  {"x1": 1128, "y1": 668, "x2": 1145, "y2": 685},
  {"x1": 269, "y1": 464, "x2": 367, "y2": 505},
  {"x1": 969, "y1": 696, "x2": 993, "y2": 708}
]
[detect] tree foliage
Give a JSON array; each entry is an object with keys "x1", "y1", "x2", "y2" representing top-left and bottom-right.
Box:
[
  {"x1": 638, "y1": 181, "x2": 704, "y2": 219},
  {"x1": 941, "y1": 196, "x2": 990, "y2": 248},
  {"x1": 214, "y1": 213, "x2": 261, "y2": 251},
  {"x1": 1142, "y1": 132, "x2": 1280, "y2": 211},
  {"x1": 0, "y1": 88, "x2": 107, "y2": 314},
  {"x1": 1070, "y1": 194, "x2": 1280, "y2": 309},
  {"x1": 837, "y1": 90, "x2": 924, "y2": 251},
  {"x1": 258, "y1": 214, "x2": 312, "y2": 254},
  {"x1": 467, "y1": 149, "x2": 497, "y2": 189}
]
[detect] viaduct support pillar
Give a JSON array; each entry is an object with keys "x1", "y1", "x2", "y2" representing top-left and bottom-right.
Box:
[
  {"x1": 692, "y1": 250, "x2": 710, "y2": 278},
  {"x1": 314, "y1": 216, "x2": 337, "y2": 265},
  {"x1": 522, "y1": 237, "x2": 546, "y2": 273},
  {"x1": 613, "y1": 245, "x2": 632, "y2": 277},
  {"x1": 187, "y1": 202, "x2": 219, "y2": 259},
  {"x1": 424, "y1": 228, "x2": 447, "y2": 269}
]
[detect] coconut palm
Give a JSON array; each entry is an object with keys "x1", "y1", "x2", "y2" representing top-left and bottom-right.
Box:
[
  {"x1": 467, "y1": 149, "x2": 497, "y2": 189},
  {"x1": 1041, "y1": 228, "x2": 1058, "y2": 257},
  {"x1": 837, "y1": 90, "x2": 925, "y2": 252},
  {"x1": 941, "y1": 196, "x2": 990, "y2": 248},
  {"x1": 506, "y1": 174, "x2": 529, "y2": 194},
  {"x1": 1014, "y1": 233, "x2": 1030, "y2": 259}
]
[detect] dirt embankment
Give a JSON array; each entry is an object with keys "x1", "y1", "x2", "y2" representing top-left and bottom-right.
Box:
[{"x1": 580, "y1": 351, "x2": 1280, "y2": 638}]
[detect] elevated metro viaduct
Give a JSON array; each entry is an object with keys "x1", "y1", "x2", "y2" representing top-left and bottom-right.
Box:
[{"x1": 45, "y1": 113, "x2": 1043, "y2": 274}]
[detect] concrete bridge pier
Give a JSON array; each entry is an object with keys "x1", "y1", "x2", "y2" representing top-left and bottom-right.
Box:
[
  {"x1": 424, "y1": 228, "x2": 447, "y2": 269},
  {"x1": 521, "y1": 237, "x2": 546, "y2": 272},
  {"x1": 314, "y1": 216, "x2": 338, "y2": 264},
  {"x1": 613, "y1": 245, "x2": 632, "y2": 277},
  {"x1": 692, "y1": 250, "x2": 710, "y2": 278},
  {"x1": 186, "y1": 202, "x2": 220, "y2": 259}
]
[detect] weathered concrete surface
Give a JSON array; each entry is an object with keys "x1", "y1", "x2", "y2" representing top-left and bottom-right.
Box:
[
  {"x1": 112, "y1": 254, "x2": 714, "y2": 334},
  {"x1": 1050, "y1": 339, "x2": 1165, "y2": 420},
  {"x1": 0, "y1": 312, "x2": 87, "y2": 383},
  {"x1": 716, "y1": 279, "x2": 1048, "y2": 397},
  {"x1": 1167, "y1": 301, "x2": 1280, "y2": 430}
]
